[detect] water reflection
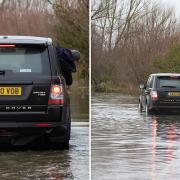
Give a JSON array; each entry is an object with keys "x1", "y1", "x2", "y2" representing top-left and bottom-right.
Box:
[
  {"x1": 69, "y1": 86, "x2": 89, "y2": 121},
  {"x1": 149, "y1": 115, "x2": 180, "y2": 180},
  {"x1": 151, "y1": 118, "x2": 157, "y2": 174},
  {"x1": 92, "y1": 93, "x2": 180, "y2": 180},
  {"x1": 0, "y1": 126, "x2": 89, "y2": 180},
  {"x1": 166, "y1": 124, "x2": 177, "y2": 161},
  {"x1": 0, "y1": 151, "x2": 73, "y2": 180}
]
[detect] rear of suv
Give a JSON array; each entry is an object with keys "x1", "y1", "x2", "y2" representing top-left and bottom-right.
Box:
[
  {"x1": 139, "y1": 73, "x2": 180, "y2": 114},
  {"x1": 0, "y1": 36, "x2": 71, "y2": 149}
]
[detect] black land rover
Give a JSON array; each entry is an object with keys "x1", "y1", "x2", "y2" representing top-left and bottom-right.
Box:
[
  {"x1": 139, "y1": 73, "x2": 180, "y2": 114},
  {"x1": 0, "y1": 36, "x2": 71, "y2": 149}
]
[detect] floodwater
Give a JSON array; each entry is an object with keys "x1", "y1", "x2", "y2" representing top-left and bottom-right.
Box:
[
  {"x1": 0, "y1": 124, "x2": 89, "y2": 180},
  {"x1": 92, "y1": 93, "x2": 180, "y2": 180},
  {"x1": 0, "y1": 89, "x2": 89, "y2": 180},
  {"x1": 70, "y1": 86, "x2": 89, "y2": 121}
]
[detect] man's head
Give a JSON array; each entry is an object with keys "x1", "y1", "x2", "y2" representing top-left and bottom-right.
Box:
[{"x1": 71, "y1": 50, "x2": 80, "y2": 62}]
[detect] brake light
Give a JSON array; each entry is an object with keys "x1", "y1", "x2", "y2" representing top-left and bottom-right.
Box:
[
  {"x1": 48, "y1": 84, "x2": 64, "y2": 105},
  {"x1": 35, "y1": 123, "x2": 52, "y2": 127},
  {"x1": 48, "y1": 99, "x2": 64, "y2": 105},
  {"x1": 170, "y1": 76, "x2": 179, "y2": 79},
  {"x1": 51, "y1": 85, "x2": 62, "y2": 94},
  {"x1": 150, "y1": 91, "x2": 158, "y2": 100},
  {"x1": 0, "y1": 44, "x2": 15, "y2": 48}
]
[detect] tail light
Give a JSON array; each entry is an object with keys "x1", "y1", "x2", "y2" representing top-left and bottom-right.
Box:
[
  {"x1": 150, "y1": 91, "x2": 158, "y2": 101},
  {"x1": 48, "y1": 84, "x2": 64, "y2": 105},
  {"x1": 0, "y1": 44, "x2": 15, "y2": 48},
  {"x1": 35, "y1": 123, "x2": 52, "y2": 127}
]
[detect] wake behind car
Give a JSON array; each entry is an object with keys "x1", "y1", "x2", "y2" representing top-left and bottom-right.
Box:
[
  {"x1": 0, "y1": 36, "x2": 71, "y2": 149},
  {"x1": 139, "y1": 73, "x2": 180, "y2": 114}
]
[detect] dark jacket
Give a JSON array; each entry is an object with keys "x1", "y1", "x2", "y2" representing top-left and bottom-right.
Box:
[{"x1": 56, "y1": 47, "x2": 77, "y2": 86}]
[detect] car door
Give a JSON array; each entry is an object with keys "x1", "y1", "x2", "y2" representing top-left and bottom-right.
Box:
[{"x1": 141, "y1": 76, "x2": 153, "y2": 109}]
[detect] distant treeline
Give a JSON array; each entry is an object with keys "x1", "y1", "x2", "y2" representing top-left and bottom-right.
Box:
[
  {"x1": 0, "y1": 0, "x2": 88, "y2": 84},
  {"x1": 92, "y1": 0, "x2": 180, "y2": 93}
]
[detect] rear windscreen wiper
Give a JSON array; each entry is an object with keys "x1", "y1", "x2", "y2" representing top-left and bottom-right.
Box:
[{"x1": 161, "y1": 85, "x2": 177, "y2": 88}]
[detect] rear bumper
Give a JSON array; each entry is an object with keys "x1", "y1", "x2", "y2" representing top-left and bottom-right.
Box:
[
  {"x1": 0, "y1": 105, "x2": 70, "y2": 144},
  {"x1": 150, "y1": 101, "x2": 180, "y2": 112},
  {"x1": 0, "y1": 121, "x2": 66, "y2": 128},
  {"x1": 0, "y1": 121, "x2": 70, "y2": 145}
]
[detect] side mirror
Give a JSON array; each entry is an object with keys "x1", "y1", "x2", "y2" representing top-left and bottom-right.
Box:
[
  {"x1": 139, "y1": 84, "x2": 145, "y2": 89},
  {"x1": 71, "y1": 50, "x2": 80, "y2": 61}
]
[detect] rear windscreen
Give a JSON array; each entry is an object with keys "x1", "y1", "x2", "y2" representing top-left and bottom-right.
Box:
[
  {"x1": 0, "y1": 45, "x2": 50, "y2": 75},
  {"x1": 157, "y1": 76, "x2": 180, "y2": 88}
]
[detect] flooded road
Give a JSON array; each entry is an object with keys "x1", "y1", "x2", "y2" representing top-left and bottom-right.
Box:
[
  {"x1": 0, "y1": 123, "x2": 89, "y2": 180},
  {"x1": 92, "y1": 93, "x2": 180, "y2": 180}
]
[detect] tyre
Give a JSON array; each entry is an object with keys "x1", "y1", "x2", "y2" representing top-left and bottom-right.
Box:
[
  {"x1": 145, "y1": 102, "x2": 153, "y2": 115},
  {"x1": 52, "y1": 140, "x2": 69, "y2": 150},
  {"x1": 61, "y1": 141, "x2": 69, "y2": 150},
  {"x1": 138, "y1": 100, "x2": 143, "y2": 113},
  {"x1": 61, "y1": 122, "x2": 70, "y2": 150},
  {"x1": 51, "y1": 111, "x2": 71, "y2": 150},
  {"x1": 50, "y1": 122, "x2": 71, "y2": 150},
  {"x1": 52, "y1": 103, "x2": 71, "y2": 150}
]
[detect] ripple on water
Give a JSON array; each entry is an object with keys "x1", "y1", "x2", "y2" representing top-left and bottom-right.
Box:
[{"x1": 92, "y1": 93, "x2": 180, "y2": 180}]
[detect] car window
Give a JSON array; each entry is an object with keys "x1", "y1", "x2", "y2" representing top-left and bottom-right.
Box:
[
  {"x1": 0, "y1": 45, "x2": 50, "y2": 75},
  {"x1": 149, "y1": 77, "x2": 153, "y2": 88},
  {"x1": 147, "y1": 76, "x2": 153, "y2": 88},
  {"x1": 157, "y1": 76, "x2": 180, "y2": 88}
]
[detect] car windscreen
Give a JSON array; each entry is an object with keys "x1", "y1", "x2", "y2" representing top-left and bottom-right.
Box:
[
  {"x1": 157, "y1": 76, "x2": 180, "y2": 88},
  {"x1": 0, "y1": 44, "x2": 50, "y2": 76}
]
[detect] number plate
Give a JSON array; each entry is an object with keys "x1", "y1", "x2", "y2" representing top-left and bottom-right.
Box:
[
  {"x1": 168, "y1": 92, "x2": 180, "y2": 97},
  {"x1": 0, "y1": 87, "x2": 22, "y2": 96}
]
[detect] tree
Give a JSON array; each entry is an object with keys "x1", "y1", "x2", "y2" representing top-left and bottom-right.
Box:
[
  {"x1": 150, "y1": 44, "x2": 180, "y2": 73},
  {"x1": 52, "y1": 0, "x2": 89, "y2": 81},
  {"x1": 92, "y1": 0, "x2": 180, "y2": 92}
]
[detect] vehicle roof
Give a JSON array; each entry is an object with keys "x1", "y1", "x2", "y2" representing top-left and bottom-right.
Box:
[
  {"x1": 0, "y1": 36, "x2": 52, "y2": 45},
  {"x1": 150, "y1": 73, "x2": 180, "y2": 76}
]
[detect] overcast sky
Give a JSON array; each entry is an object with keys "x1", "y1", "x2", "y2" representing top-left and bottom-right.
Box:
[{"x1": 160, "y1": 0, "x2": 180, "y2": 16}]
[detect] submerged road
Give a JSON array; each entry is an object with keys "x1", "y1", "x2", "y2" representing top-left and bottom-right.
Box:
[
  {"x1": 0, "y1": 122, "x2": 89, "y2": 180},
  {"x1": 92, "y1": 93, "x2": 180, "y2": 180}
]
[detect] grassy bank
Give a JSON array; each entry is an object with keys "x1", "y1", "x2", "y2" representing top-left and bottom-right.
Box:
[{"x1": 92, "y1": 82, "x2": 139, "y2": 96}]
